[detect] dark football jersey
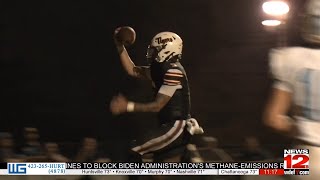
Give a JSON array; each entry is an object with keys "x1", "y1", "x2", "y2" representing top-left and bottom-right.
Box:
[{"x1": 150, "y1": 59, "x2": 191, "y2": 125}]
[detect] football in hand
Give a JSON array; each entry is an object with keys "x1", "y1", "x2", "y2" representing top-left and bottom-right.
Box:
[{"x1": 115, "y1": 26, "x2": 136, "y2": 46}]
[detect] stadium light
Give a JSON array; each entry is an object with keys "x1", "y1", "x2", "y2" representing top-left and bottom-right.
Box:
[
  {"x1": 261, "y1": 20, "x2": 282, "y2": 26},
  {"x1": 262, "y1": 1, "x2": 289, "y2": 16}
]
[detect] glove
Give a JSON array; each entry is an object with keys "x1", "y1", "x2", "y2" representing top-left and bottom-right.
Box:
[{"x1": 186, "y1": 118, "x2": 204, "y2": 135}]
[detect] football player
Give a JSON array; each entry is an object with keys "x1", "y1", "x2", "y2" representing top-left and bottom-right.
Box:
[
  {"x1": 110, "y1": 30, "x2": 203, "y2": 162},
  {"x1": 263, "y1": 0, "x2": 320, "y2": 179}
]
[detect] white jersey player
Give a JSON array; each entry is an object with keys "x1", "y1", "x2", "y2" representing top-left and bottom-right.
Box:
[{"x1": 264, "y1": 1, "x2": 320, "y2": 179}]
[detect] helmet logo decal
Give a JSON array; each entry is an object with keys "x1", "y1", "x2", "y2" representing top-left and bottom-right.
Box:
[{"x1": 155, "y1": 37, "x2": 173, "y2": 44}]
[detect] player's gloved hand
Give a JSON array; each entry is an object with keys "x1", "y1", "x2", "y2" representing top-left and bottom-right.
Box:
[
  {"x1": 110, "y1": 94, "x2": 128, "y2": 115},
  {"x1": 113, "y1": 27, "x2": 124, "y2": 53},
  {"x1": 113, "y1": 27, "x2": 122, "y2": 45},
  {"x1": 186, "y1": 118, "x2": 204, "y2": 135}
]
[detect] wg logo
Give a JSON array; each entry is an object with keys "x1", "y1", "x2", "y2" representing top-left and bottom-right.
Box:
[{"x1": 8, "y1": 163, "x2": 26, "y2": 174}]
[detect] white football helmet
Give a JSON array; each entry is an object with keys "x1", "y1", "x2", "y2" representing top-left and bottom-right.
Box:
[
  {"x1": 301, "y1": 0, "x2": 320, "y2": 44},
  {"x1": 146, "y1": 32, "x2": 183, "y2": 63}
]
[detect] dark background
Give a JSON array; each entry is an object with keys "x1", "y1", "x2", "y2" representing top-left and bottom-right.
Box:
[{"x1": 0, "y1": 0, "x2": 306, "y2": 159}]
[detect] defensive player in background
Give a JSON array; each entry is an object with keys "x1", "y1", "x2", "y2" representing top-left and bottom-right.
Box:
[
  {"x1": 263, "y1": 0, "x2": 320, "y2": 179},
  {"x1": 110, "y1": 28, "x2": 203, "y2": 163}
]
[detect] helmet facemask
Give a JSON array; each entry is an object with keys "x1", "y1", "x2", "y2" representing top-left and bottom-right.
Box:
[
  {"x1": 301, "y1": 0, "x2": 320, "y2": 45},
  {"x1": 146, "y1": 44, "x2": 167, "y2": 64},
  {"x1": 301, "y1": 14, "x2": 320, "y2": 44}
]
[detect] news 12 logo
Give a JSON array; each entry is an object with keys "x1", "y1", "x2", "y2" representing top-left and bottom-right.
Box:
[
  {"x1": 284, "y1": 149, "x2": 309, "y2": 169},
  {"x1": 8, "y1": 163, "x2": 27, "y2": 174}
]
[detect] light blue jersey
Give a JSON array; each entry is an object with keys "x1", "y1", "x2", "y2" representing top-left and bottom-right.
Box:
[{"x1": 270, "y1": 47, "x2": 320, "y2": 146}]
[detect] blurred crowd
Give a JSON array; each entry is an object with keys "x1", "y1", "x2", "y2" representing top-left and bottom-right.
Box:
[
  {"x1": 0, "y1": 128, "x2": 286, "y2": 180},
  {"x1": 0, "y1": 127, "x2": 280, "y2": 164},
  {"x1": 0, "y1": 127, "x2": 110, "y2": 163},
  {"x1": 186, "y1": 136, "x2": 278, "y2": 163}
]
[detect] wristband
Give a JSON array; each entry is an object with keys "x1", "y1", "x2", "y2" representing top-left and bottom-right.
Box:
[{"x1": 127, "y1": 102, "x2": 135, "y2": 112}]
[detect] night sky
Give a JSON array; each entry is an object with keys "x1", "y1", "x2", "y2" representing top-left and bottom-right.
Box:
[{"x1": 1, "y1": 0, "x2": 306, "y2": 158}]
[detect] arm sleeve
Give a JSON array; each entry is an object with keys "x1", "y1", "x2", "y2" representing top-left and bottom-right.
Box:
[
  {"x1": 269, "y1": 48, "x2": 293, "y2": 92},
  {"x1": 158, "y1": 69, "x2": 183, "y2": 97},
  {"x1": 133, "y1": 66, "x2": 151, "y2": 79}
]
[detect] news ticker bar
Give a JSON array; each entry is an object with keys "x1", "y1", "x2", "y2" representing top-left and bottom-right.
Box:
[
  {"x1": 1, "y1": 162, "x2": 284, "y2": 169},
  {"x1": 0, "y1": 168, "x2": 277, "y2": 175},
  {"x1": 0, "y1": 162, "x2": 309, "y2": 176}
]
